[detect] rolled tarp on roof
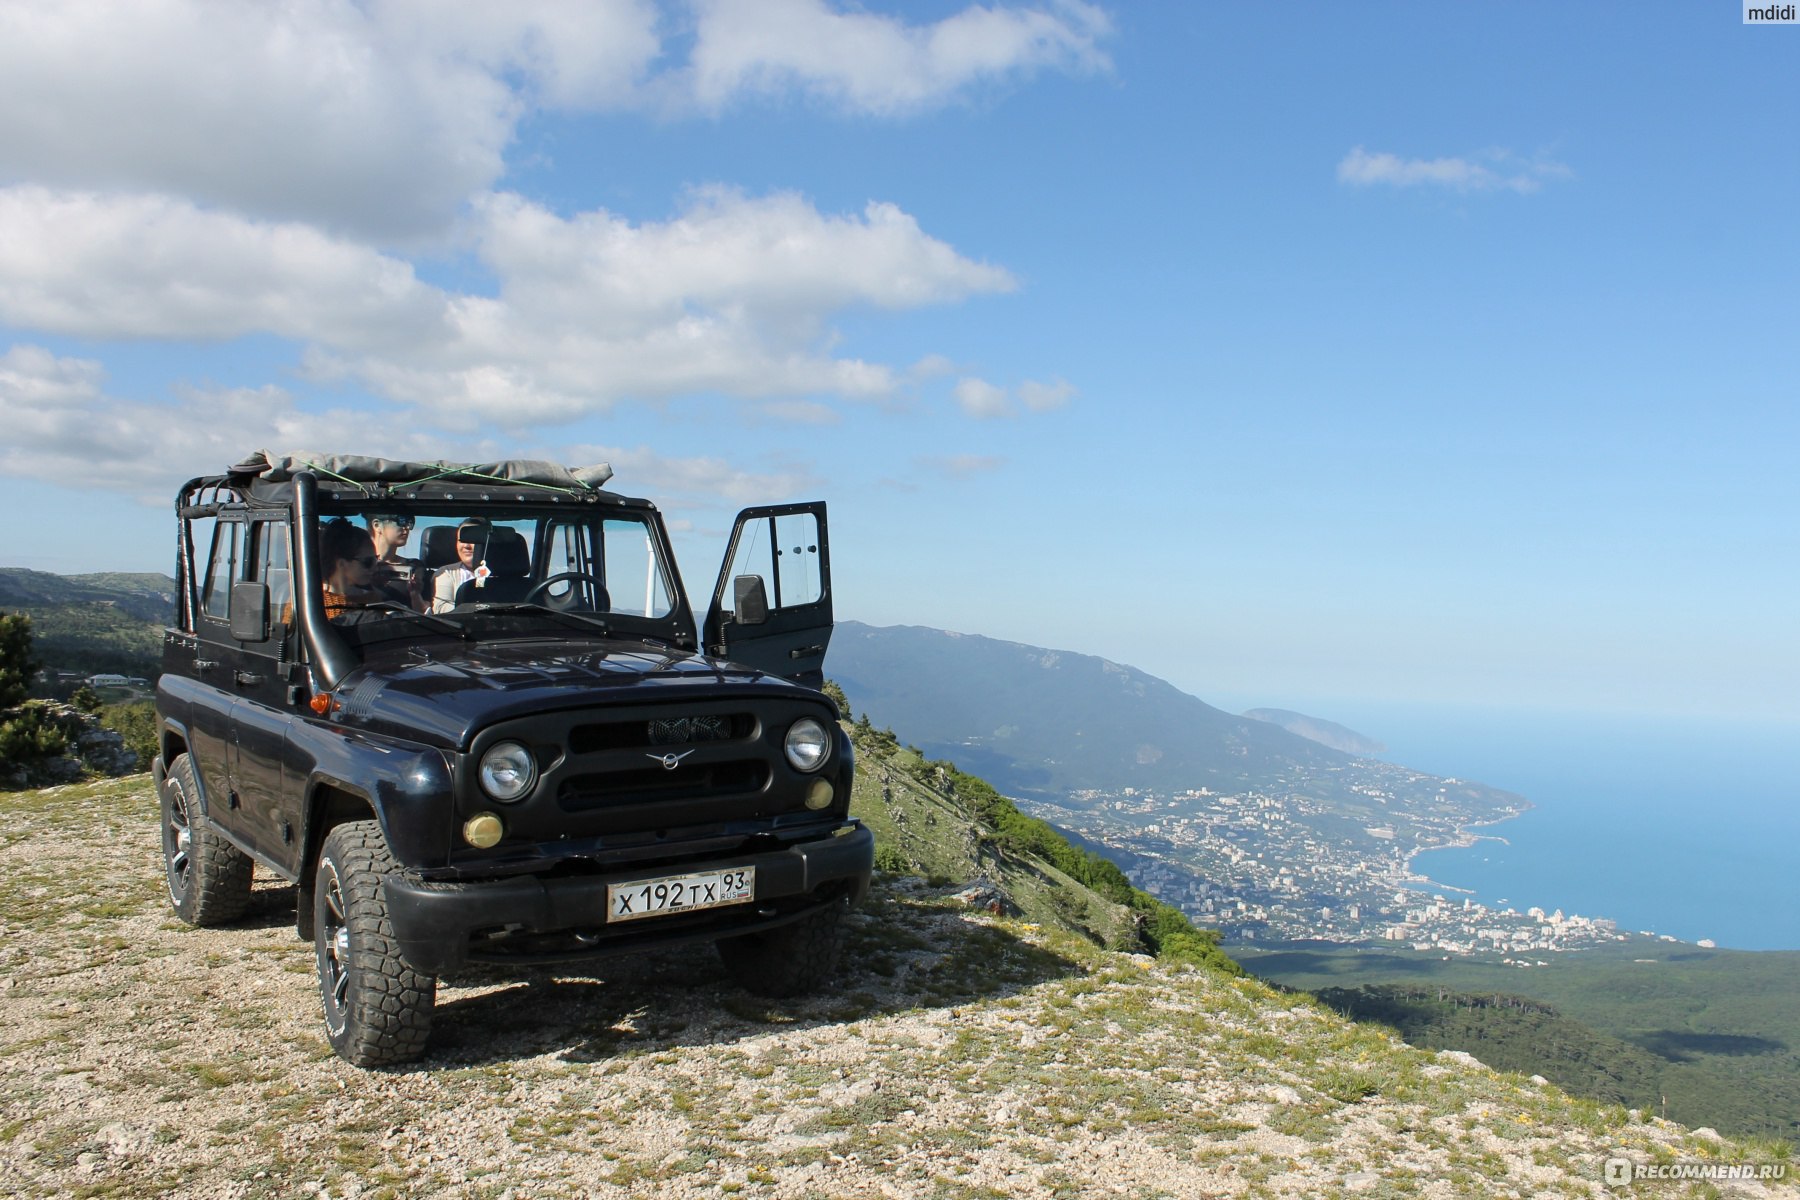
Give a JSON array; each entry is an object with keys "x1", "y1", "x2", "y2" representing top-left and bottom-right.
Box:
[{"x1": 232, "y1": 450, "x2": 614, "y2": 491}]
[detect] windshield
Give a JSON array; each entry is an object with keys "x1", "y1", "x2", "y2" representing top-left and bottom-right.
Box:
[{"x1": 314, "y1": 506, "x2": 683, "y2": 645}]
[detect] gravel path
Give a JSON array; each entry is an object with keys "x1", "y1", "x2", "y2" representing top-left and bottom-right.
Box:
[{"x1": 1, "y1": 776, "x2": 1791, "y2": 1199}]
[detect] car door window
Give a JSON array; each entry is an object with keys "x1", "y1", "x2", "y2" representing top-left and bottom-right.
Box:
[
  {"x1": 600, "y1": 519, "x2": 674, "y2": 618},
  {"x1": 724, "y1": 510, "x2": 824, "y2": 610},
  {"x1": 255, "y1": 519, "x2": 294, "y2": 636},
  {"x1": 201, "y1": 520, "x2": 244, "y2": 623}
]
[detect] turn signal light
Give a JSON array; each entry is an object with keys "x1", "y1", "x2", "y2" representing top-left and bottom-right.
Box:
[{"x1": 308, "y1": 693, "x2": 337, "y2": 715}]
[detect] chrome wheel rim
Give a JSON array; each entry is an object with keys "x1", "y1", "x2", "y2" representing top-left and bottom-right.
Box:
[
  {"x1": 319, "y1": 869, "x2": 351, "y2": 1027},
  {"x1": 163, "y1": 786, "x2": 192, "y2": 903}
]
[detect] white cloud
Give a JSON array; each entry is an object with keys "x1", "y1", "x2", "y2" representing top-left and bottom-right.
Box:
[
  {"x1": 372, "y1": 0, "x2": 662, "y2": 110},
  {"x1": 556, "y1": 442, "x2": 822, "y2": 506},
  {"x1": 954, "y1": 377, "x2": 1013, "y2": 418},
  {"x1": 917, "y1": 453, "x2": 1006, "y2": 478},
  {"x1": 0, "y1": 188, "x2": 448, "y2": 345},
  {"x1": 0, "y1": 344, "x2": 104, "y2": 406},
  {"x1": 0, "y1": 1, "x2": 1111, "y2": 238},
  {"x1": 0, "y1": 185, "x2": 1014, "y2": 425},
  {"x1": 685, "y1": 0, "x2": 1112, "y2": 115},
  {"x1": 0, "y1": 343, "x2": 821, "y2": 505},
  {"x1": 909, "y1": 354, "x2": 959, "y2": 380},
  {"x1": 0, "y1": 344, "x2": 455, "y2": 498},
  {"x1": 953, "y1": 375, "x2": 1072, "y2": 418},
  {"x1": 474, "y1": 188, "x2": 1013, "y2": 327},
  {"x1": 0, "y1": 0, "x2": 528, "y2": 239},
  {"x1": 1018, "y1": 377, "x2": 1075, "y2": 411},
  {"x1": 1337, "y1": 146, "x2": 1571, "y2": 194},
  {"x1": 752, "y1": 400, "x2": 843, "y2": 425},
  {"x1": 0, "y1": 2, "x2": 1083, "y2": 447},
  {"x1": 326, "y1": 188, "x2": 1017, "y2": 424}
]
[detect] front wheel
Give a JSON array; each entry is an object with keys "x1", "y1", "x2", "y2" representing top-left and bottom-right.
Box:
[
  {"x1": 717, "y1": 900, "x2": 847, "y2": 998},
  {"x1": 314, "y1": 821, "x2": 436, "y2": 1067},
  {"x1": 160, "y1": 753, "x2": 253, "y2": 926}
]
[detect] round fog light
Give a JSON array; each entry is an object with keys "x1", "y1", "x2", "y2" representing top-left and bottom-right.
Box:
[
  {"x1": 805, "y1": 779, "x2": 834, "y2": 810},
  {"x1": 463, "y1": 812, "x2": 504, "y2": 848}
]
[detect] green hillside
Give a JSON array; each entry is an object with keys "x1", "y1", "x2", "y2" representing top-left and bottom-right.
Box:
[
  {"x1": 842, "y1": 708, "x2": 1238, "y2": 977},
  {"x1": 1314, "y1": 984, "x2": 1668, "y2": 1112},
  {"x1": 0, "y1": 569, "x2": 173, "y2": 679},
  {"x1": 1242, "y1": 940, "x2": 1800, "y2": 1145}
]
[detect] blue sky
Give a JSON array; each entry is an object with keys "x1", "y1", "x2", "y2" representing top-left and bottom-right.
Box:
[{"x1": 1, "y1": 2, "x2": 1794, "y2": 724}]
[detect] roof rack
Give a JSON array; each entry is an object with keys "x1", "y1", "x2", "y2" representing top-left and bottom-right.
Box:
[{"x1": 229, "y1": 450, "x2": 615, "y2": 496}]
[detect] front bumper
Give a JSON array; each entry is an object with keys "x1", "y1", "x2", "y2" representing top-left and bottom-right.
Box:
[{"x1": 381, "y1": 822, "x2": 874, "y2": 974}]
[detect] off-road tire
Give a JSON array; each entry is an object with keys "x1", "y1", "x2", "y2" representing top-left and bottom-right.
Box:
[
  {"x1": 314, "y1": 821, "x2": 436, "y2": 1067},
  {"x1": 160, "y1": 752, "x2": 253, "y2": 926},
  {"x1": 717, "y1": 899, "x2": 846, "y2": 998}
]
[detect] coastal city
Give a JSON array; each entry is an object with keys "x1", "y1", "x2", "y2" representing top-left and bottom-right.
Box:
[{"x1": 1021, "y1": 756, "x2": 1651, "y2": 959}]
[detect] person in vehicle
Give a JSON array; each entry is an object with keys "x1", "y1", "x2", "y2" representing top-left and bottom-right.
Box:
[
  {"x1": 365, "y1": 513, "x2": 420, "y2": 609},
  {"x1": 320, "y1": 518, "x2": 379, "y2": 619},
  {"x1": 430, "y1": 518, "x2": 490, "y2": 613}
]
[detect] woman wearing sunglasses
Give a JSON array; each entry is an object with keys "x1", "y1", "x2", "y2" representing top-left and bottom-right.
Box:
[
  {"x1": 319, "y1": 518, "x2": 380, "y2": 620},
  {"x1": 366, "y1": 513, "x2": 421, "y2": 609}
]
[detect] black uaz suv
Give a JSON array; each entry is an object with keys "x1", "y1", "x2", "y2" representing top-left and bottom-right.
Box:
[{"x1": 153, "y1": 452, "x2": 869, "y2": 1065}]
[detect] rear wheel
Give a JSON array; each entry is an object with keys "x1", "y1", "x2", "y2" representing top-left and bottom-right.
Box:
[
  {"x1": 314, "y1": 821, "x2": 436, "y2": 1066},
  {"x1": 717, "y1": 900, "x2": 846, "y2": 997},
  {"x1": 159, "y1": 753, "x2": 253, "y2": 925}
]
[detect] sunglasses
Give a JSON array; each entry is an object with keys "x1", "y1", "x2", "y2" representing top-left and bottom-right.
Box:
[
  {"x1": 352, "y1": 555, "x2": 379, "y2": 568},
  {"x1": 373, "y1": 515, "x2": 414, "y2": 529}
]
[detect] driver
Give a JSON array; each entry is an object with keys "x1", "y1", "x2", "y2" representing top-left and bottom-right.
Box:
[{"x1": 430, "y1": 518, "x2": 490, "y2": 613}]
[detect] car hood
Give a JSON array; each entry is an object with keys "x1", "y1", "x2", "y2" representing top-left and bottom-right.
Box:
[{"x1": 330, "y1": 637, "x2": 803, "y2": 750}]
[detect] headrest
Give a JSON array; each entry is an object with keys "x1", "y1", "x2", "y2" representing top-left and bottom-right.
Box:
[
  {"x1": 485, "y1": 528, "x2": 530, "y2": 577},
  {"x1": 420, "y1": 524, "x2": 461, "y2": 570}
]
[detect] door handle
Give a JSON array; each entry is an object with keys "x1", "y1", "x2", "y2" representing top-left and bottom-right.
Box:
[
  {"x1": 234, "y1": 670, "x2": 264, "y2": 686},
  {"x1": 789, "y1": 644, "x2": 825, "y2": 659}
]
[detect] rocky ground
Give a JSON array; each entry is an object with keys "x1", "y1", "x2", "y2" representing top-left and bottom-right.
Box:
[{"x1": 0, "y1": 775, "x2": 1791, "y2": 1199}]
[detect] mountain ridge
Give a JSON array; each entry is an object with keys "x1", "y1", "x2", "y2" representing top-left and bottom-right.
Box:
[
  {"x1": 830, "y1": 620, "x2": 1353, "y2": 801},
  {"x1": 1243, "y1": 707, "x2": 1387, "y2": 755}
]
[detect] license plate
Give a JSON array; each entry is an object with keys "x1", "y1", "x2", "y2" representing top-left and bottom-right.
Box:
[{"x1": 606, "y1": 866, "x2": 755, "y2": 923}]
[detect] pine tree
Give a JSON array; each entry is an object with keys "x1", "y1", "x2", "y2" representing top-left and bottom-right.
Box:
[{"x1": 0, "y1": 612, "x2": 38, "y2": 711}]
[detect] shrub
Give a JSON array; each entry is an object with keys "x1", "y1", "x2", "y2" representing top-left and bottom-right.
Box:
[
  {"x1": 0, "y1": 701, "x2": 74, "y2": 766},
  {"x1": 100, "y1": 700, "x2": 160, "y2": 769}
]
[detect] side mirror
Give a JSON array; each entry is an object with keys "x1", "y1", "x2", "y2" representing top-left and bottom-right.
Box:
[
  {"x1": 732, "y1": 575, "x2": 769, "y2": 626},
  {"x1": 229, "y1": 581, "x2": 270, "y2": 642}
]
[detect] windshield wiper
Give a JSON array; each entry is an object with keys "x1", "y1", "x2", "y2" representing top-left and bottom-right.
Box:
[
  {"x1": 465, "y1": 602, "x2": 613, "y2": 635},
  {"x1": 356, "y1": 601, "x2": 469, "y2": 636}
]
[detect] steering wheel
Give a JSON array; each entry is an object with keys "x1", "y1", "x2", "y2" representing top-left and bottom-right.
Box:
[{"x1": 524, "y1": 572, "x2": 608, "y2": 612}]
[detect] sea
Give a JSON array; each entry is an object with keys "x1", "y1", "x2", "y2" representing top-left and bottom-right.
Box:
[{"x1": 1318, "y1": 703, "x2": 1800, "y2": 952}]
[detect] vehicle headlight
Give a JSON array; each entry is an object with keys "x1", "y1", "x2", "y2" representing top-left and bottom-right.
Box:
[
  {"x1": 478, "y1": 741, "x2": 537, "y2": 801},
  {"x1": 784, "y1": 718, "x2": 831, "y2": 773}
]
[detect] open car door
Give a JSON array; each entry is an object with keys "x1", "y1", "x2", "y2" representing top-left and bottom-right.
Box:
[{"x1": 704, "y1": 503, "x2": 832, "y2": 686}]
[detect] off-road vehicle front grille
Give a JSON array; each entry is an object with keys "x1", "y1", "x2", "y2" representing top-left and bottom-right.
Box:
[
  {"x1": 568, "y1": 712, "x2": 755, "y2": 752},
  {"x1": 557, "y1": 759, "x2": 769, "y2": 811}
]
